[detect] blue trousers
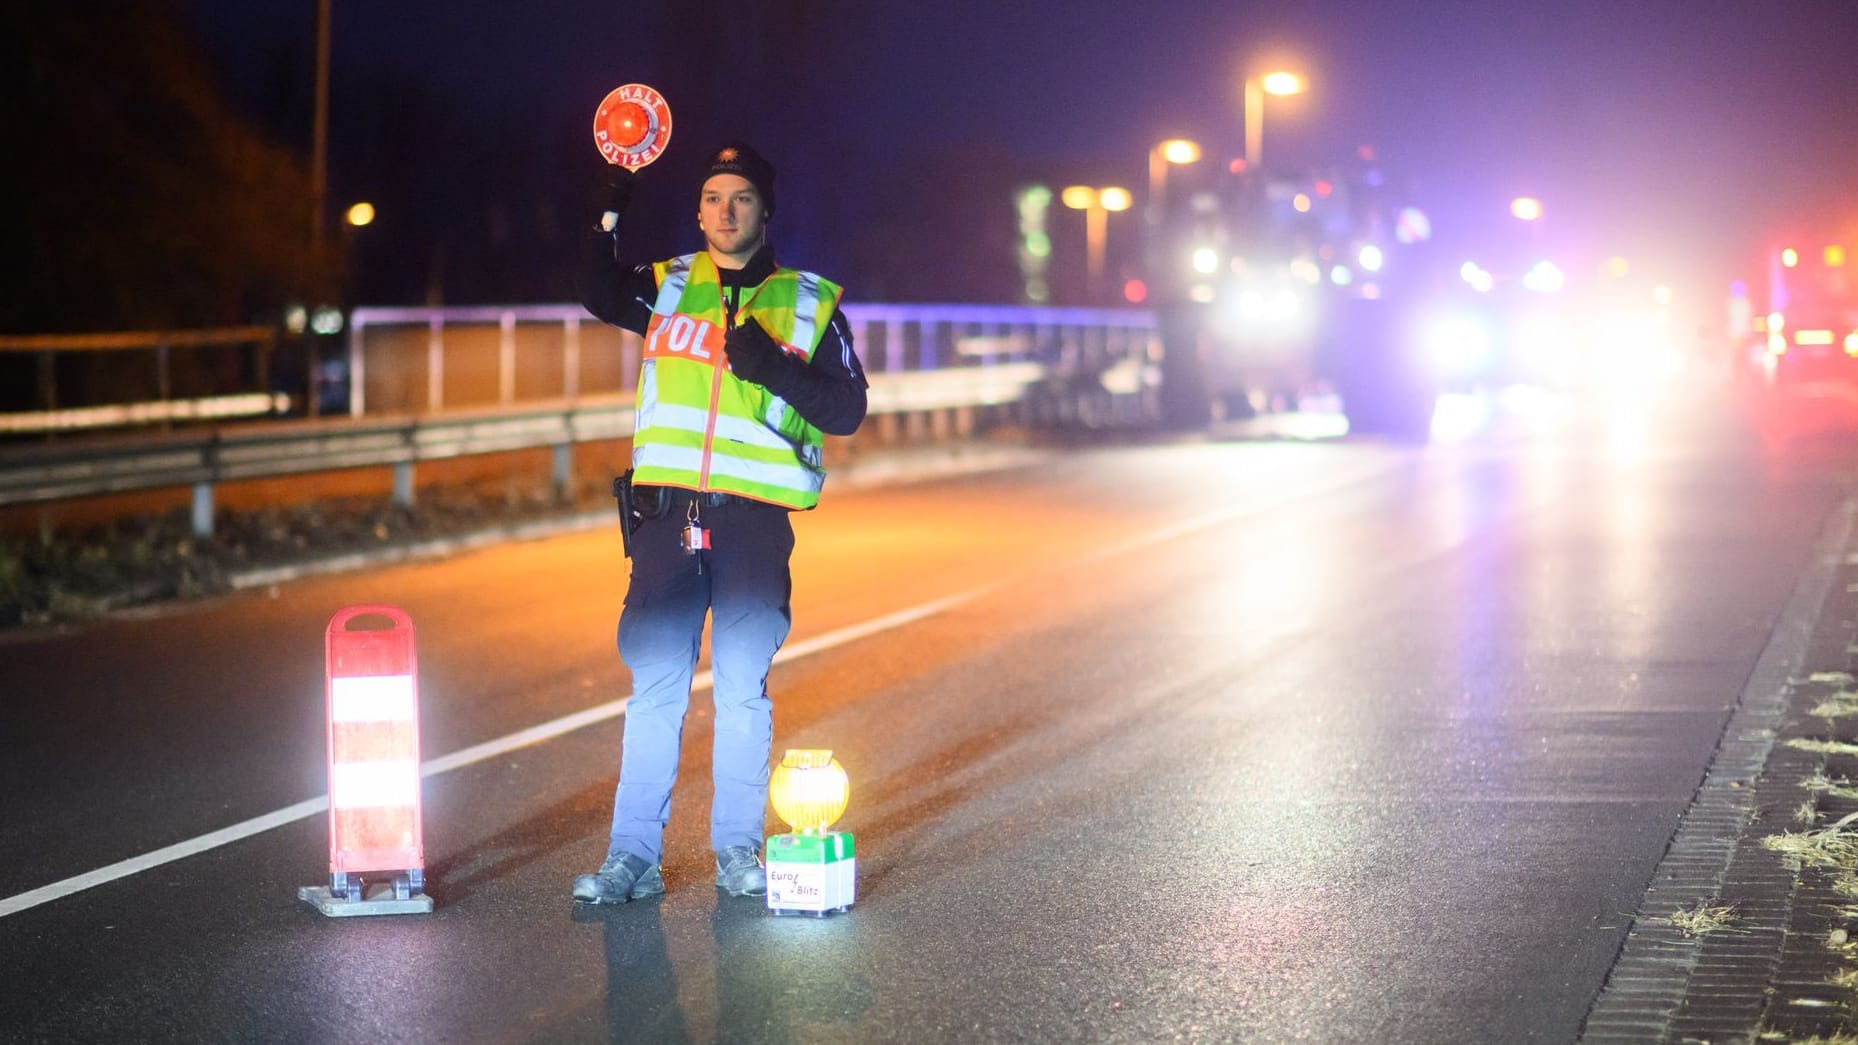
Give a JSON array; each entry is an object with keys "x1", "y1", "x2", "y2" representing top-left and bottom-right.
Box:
[{"x1": 609, "y1": 490, "x2": 794, "y2": 864}]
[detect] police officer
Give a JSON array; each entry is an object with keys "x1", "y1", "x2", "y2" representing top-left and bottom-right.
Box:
[{"x1": 572, "y1": 142, "x2": 867, "y2": 903}]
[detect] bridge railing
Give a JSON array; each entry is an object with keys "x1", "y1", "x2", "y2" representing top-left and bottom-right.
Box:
[
  {"x1": 0, "y1": 303, "x2": 1158, "y2": 537},
  {"x1": 339, "y1": 301, "x2": 1154, "y2": 412},
  {"x1": 0, "y1": 327, "x2": 285, "y2": 434}
]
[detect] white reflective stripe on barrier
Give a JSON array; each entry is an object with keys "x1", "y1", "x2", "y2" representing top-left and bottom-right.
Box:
[
  {"x1": 331, "y1": 675, "x2": 417, "y2": 723},
  {"x1": 330, "y1": 760, "x2": 421, "y2": 809}
]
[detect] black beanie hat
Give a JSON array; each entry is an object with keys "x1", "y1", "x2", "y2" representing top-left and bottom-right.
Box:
[{"x1": 701, "y1": 141, "x2": 775, "y2": 217}]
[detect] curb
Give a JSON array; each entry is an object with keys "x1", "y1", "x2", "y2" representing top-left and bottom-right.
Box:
[{"x1": 1581, "y1": 497, "x2": 1858, "y2": 1042}]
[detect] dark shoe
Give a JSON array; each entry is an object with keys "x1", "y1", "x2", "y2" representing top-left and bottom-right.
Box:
[
  {"x1": 572, "y1": 852, "x2": 664, "y2": 904},
  {"x1": 715, "y1": 845, "x2": 766, "y2": 897}
]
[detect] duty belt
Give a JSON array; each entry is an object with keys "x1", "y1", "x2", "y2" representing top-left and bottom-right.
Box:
[
  {"x1": 692, "y1": 490, "x2": 751, "y2": 508},
  {"x1": 639, "y1": 485, "x2": 760, "y2": 510}
]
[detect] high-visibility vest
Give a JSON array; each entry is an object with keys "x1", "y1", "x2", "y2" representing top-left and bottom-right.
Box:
[{"x1": 631, "y1": 251, "x2": 843, "y2": 510}]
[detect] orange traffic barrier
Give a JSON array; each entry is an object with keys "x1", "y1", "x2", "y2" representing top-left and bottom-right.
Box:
[{"x1": 305, "y1": 605, "x2": 430, "y2": 914}]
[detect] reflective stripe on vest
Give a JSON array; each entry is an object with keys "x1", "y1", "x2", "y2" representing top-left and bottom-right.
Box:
[{"x1": 632, "y1": 252, "x2": 843, "y2": 509}]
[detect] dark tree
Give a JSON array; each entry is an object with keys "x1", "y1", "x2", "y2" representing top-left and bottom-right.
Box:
[{"x1": 6, "y1": 1, "x2": 320, "y2": 334}]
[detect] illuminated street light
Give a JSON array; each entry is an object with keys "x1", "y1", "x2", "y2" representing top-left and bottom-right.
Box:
[
  {"x1": 1146, "y1": 138, "x2": 1201, "y2": 224},
  {"x1": 344, "y1": 202, "x2": 376, "y2": 227},
  {"x1": 1260, "y1": 71, "x2": 1305, "y2": 96},
  {"x1": 1063, "y1": 185, "x2": 1132, "y2": 301},
  {"x1": 1160, "y1": 139, "x2": 1201, "y2": 165},
  {"x1": 1243, "y1": 68, "x2": 1306, "y2": 171},
  {"x1": 1510, "y1": 197, "x2": 1544, "y2": 222}
]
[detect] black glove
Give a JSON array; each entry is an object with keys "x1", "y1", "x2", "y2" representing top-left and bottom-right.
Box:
[
  {"x1": 590, "y1": 165, "x2": 636, "y2": 227},
  {"x1": 723, "y1": 319, "x2": 790, "y2": 387}
]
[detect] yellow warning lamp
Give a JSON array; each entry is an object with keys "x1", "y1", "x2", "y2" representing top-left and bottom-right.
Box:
[
  {"x1": 769, "y1": 749, "x2": 849, "y2": 834},
  {"x1": 766, "y1": 749, "x2": 856, "y2": 915}
]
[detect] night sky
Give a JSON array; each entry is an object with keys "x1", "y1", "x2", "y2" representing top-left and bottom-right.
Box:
[{"x1": 183, "y1": 0, "x2": 1858, "y2": 314}]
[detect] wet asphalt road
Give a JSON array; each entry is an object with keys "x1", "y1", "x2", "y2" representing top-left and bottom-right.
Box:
[{"x1": 4, "y1": 378, "x2": 1858, "y2": 1043}]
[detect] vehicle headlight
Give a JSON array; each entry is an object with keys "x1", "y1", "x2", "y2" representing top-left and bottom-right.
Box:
[
  {"x1": 1425, "y1": 314, "x2": 1491, "y2": 374},
  {"x1": 1270, "y1": 290, "x2": 1299, "y2": 321},
  {"x1": 1238, "y1": 289, "x2": 1265, "y2": 323}
]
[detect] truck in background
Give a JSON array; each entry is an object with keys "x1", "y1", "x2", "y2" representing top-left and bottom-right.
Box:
[{"x1": 1149, "y1": 146, "x2": 1445, "y2": 439}]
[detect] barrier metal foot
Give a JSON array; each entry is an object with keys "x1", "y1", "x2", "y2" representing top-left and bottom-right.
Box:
[{"x1": 298, "y1": 883, "x2": 434, "y2": 917}]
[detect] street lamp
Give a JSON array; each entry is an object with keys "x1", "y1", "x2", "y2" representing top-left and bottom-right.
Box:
[
  {"x1": 1063, "y1": 185, "x2": 1133, "y2": 302},
  {"x1": 312, "y1": 0, "x2": 333, "y2": 263},
  {"x1": 1511, "y1": 196, "x2": 1548, "y2": 257},
  {"x1": 1243, "y1": 69, "x2": 1305, "y2": 171},
  {"x1": 1147, "y1": 138, "x2": 1202, "y2": 224}
]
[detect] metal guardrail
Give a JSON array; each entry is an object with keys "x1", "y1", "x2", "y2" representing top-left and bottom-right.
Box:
[
  {"x1": 0, "y1": 399, "x2": 638, "y2": 538},
  {"x1": 0, "y1": 303, "x2": 1157, "y2": 537},
  {"x1": 0, "y1": 326, "x2": 282, "y2": 432}
]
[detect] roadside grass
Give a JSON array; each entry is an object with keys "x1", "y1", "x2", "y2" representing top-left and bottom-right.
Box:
[
  {"x1": 1811, "y1": 691, "x2": 1858, "y2": 720},
  {"x1": 1806, "y1": 772, "x2": 1858, "y2": 802},
  {"x1": 1761, "y1": 818, "x2": 1858, "y2": 870},
  {"x1": 1790, "y1": 740, "x2": 1858, "y2": 758},
  {"x1": 0, "y1": 480, "x2": 600, "y2": 627},
  {"x1": 1666, "y1": 900, "x2": 1742, "y2": 937},
  {"x1": 1763, "y1": 698, "x2": 1858, "y2": 1042}
]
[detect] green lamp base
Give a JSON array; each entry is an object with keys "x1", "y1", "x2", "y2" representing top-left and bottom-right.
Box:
[{"x1": 765, "y1": 830, "x2": 855, "y2": 916}]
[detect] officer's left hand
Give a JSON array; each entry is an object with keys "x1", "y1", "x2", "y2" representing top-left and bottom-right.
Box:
[{"x1": 723, "y1": 319, "x2": 788, "y2": 386}]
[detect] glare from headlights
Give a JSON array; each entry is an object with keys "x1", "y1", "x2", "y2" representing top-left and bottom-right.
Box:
[
  {"x1": 1521, "y1": 260, "x2": 1565, "y2": 293},
  {"x1": 1460, "y1": 261, "x2": 1494, "y2": 293},
  {"x1": 1272, "y1": 290, "x2": 1298, "y2": 319},
  {"x1": 1426, "y1": 314, "x2": 1491, "y2": 375}
]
